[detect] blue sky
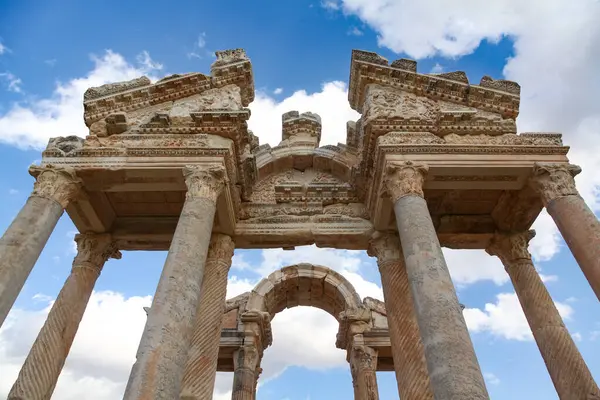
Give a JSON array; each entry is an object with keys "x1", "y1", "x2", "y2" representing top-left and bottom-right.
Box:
[{"x1": 1, "y1": 0, "x2": 600, "y2": 399}]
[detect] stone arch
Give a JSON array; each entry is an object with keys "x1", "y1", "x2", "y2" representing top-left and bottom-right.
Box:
[{"x1": 245, "y1": 263, "x2": 362, "y2": 320}]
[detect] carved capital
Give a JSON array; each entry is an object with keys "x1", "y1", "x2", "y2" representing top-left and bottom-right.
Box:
[
  {"x1": 350, "y1": 344, "x2": 377, "y2": 372},
  {"x1": 234, "y1": 343, "x2": 259, "y2": 372},
  {"x1": 29, "y1": 165, "x2": 82, "y2": 208},
  {"x1": 183, "y1": 164, "x2": 227, "y2": 202},
  {"x1": 72, "y1": 233, "x2": 121, "y2": 273},
  {"x1": 207, "y1": 234, "x2": 235, "y2": 263},
  {"x1": 530, "y1": 163, "x2": 581, "y2": 206},
  {"x1": 384, "y1": 161, "x2": 429, "y2": 201},
  {"x1": 486, "y1": 230, "x2": 535, "y2": 266},
  {"x1": 367, "y1": 232, "x2": 402, "y2": 265}
]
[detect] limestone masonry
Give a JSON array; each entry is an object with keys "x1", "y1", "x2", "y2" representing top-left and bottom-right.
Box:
[{"x1": 1, "y1": 48, "x2": 599, "y2": 399}]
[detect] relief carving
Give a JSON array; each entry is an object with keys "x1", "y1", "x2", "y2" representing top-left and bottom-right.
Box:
[
  {"x1": 83, "y1": 76, "x2": 151, "y2": 101},
  {"x1": 207, "y1": 234, "x2": 235, "y2": 262},
  {"x1": 73, "y1": 233, "x2": 121, "y2": 271},
  {"x1": 46, "y1": 136, "x2": 84, "y2": 156},
  {"x1": 29, "y1": 165, "x2": 82, "y2": 208},
  {"x1": 530, "y1": 163, "x2": 581, "y2": 205},
  {"x1": 183, "y1": 164, "x2": 227, "y2": 202},
  {"x1": 384, "y1": 161, "x2": 429, "y2": 202},
  {"x1": 486, "y1": 230, "x2": 535, "y2": 265},
  {"x1": 363, "y1": 85, "x2": 438, "y2": 125}
]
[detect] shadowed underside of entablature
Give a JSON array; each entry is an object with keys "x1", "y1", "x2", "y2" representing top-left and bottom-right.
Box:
[{"x1": 36, "y1": 47, "x2": 572, "y2": 251}]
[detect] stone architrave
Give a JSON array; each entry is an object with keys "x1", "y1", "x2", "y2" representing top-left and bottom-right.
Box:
[
  {"x1": 349, "y1": 338, "x2": 379, "y2": 400},
  {"x1": 385, "y1": 161, "x2": 489, "y2": 399},
  {"x1": 180, "y1": 234, "x2": 235, "y2": 400},
  {"x1": 232, "y1": 344, "x2": 259, "y2": 400},
  {"x1": 123, "y1": 165, "x2": 227, "y2": 400},
  {"x1": 487, "y1": 231, "x2": 600, "y2": 399},
  {"x1": 530, "y1": 163, "x2": 600, "y2": 301},
  {"x1": 0, "y1": 165, "x2": 81, "y2": 329},
  {"x1": 8, "y1": 234, "x2": 120, "y2": 400},
  {"x1": 368, "y1": 233, "x2": 433, "y2": 400}
]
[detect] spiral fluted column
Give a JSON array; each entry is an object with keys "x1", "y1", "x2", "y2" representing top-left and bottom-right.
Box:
[
  {"x1": 368, "y1": 233, "x2": 433, "y2": 399},
  {"x1": 8, "y1": 233, "x2": 119, "y2": 400},
  {"x1": 487, "y1": 231, "x2": 600, "y2": 399},
  {"x1": 123, "y1": 164, "x2": 227, "y2": 400},
  {"x1": 180, "y1": 234, "x2": 235, "y2": 400},
  {"x1": 385, "y1": 161, "x2": 489, "y2": 399},
  {"x1": 530, "y1": 163, "x2": 600, "y2": 301},
  {"x1": 0, "y1": 165, "x2": 81, "y2": 328}
]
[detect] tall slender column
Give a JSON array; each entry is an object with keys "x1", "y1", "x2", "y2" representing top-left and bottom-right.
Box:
[
  {"x1": 487, "y1": 231, "x2": 600, "y2": 399},
  {"x1": 385, "y1": 161, "x2": 489, "y2": 399},
  {"x1": 123, "y1": 164, "x2": 227, "y2": 400},
  {"x1": 368, "y1": 233, "x2": 433, "y2": 399},
  {"x1": 8, "y1": 233, "x2": 120, "y2": 400},
  {"x1": 180, "y1": 234, "x2": 235, "y2": 400},
  {"x1": 349, "y1": 337, "x2": 379, "y2": 400},
  {"x1": 530, "y1": 163, "x2": 600, "y2": 301},
  {"x1": 0, "y1": 165, "x2": 81, "y2": 328},
  {"x1": 232, "y1": 344, "x2": 259, "y2": 400}
]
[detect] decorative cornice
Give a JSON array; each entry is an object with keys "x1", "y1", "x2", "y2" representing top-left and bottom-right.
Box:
[
  {"x1": 336, "y1": 307, "x2": 372, "y2": 349},
  {"x1": 240, "y1": 310, "x2": 272, "y2": 350},
  {"x1": 207, "y1": 233, "x2": 235, "y2": 263},
  {"x1": 29, "y1": 165, "x2": 83, "y2": 208},
  {"x1": 384, "y1": 161, "x2": 429, "y2": 202},
  {"x1": 350, "y1": 343, "x2": 378, "y2": 372},
  {"x1": 530, "y1": 163, "x2": 581, "y2": 206},
  {"x1": 183, "y1": 164, "x2": 227, "y2": 202},
  {"x1": 73, "y1": 233, "x2": 121, "y2": 272},
  {"x1": 367, "y1": 232, "x2": 402, "y2": 265},
  {"x1": 486, "y1": 230, "x2": 535, "y2": 266}
]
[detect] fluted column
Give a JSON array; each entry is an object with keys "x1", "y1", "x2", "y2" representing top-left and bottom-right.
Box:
[
  {"x1": 123, "y1": 164, "x2": 227, "y2": 400},
  {"x1": 368, "y1": 233, "x2": 433, "y2": 399},
  {"x1": 385, "y1": 161, "x2": 489, "y2": 399},
  {"x1": 349, "y1": 338, "x2": 379, "y2": 400},
  {"x1": 8, "y1": 233, "x2": 119, "y2": 400},
  {"x1": 530, "y1": 163, "x2": 600, "y2": 301},
  {"x1": 232, "y1": 344, "x2": 259, "y2": 400},
  {"x1": 0, "y1": 165, "x2": 81, "y2": 328},
  {"x1": 487, "y1": 231, "x2": 600, "y2": 399},
  {"x1": 180, "y1": 234, "x2": 235, "y2": 400}
]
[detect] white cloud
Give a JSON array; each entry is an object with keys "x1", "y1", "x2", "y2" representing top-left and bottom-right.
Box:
[
  {"x1": 0, "y1": 50, "x2": 162, "y2": 149},
  {"x1": 430, "y1": 63, "x2": 444, "y2": 73},
  {"x1": 464, "y1": 292, "x2": 573, "y2": 341},
  {"x1": 321, "y1": 0, "x2": 340, "y2": 10},
  {"x1": 197, "y1": 32, "x2": 207, "y2": 49},
  {"x1": 484, "y1": 372, "x2": 501, "y2": 386},
  {"x1": 572, "y1": 332, "x2": 583, "y2": 342},
  {"x1": 273, "y1": 87, "x2": 283, "y2": 95},
  {"x1": 0, "y1": 72, "x2": 22, "y2": 93},
  {"x1": 136, "y1": 50, "x2": 163, "y2": 71},
  {"x1": 347, "y1": 26, "x2": 364, "y2": 36},
  {"x1": 0, "y1": 40, "x2": 9, "y2": 55},
  {"x1": 443, "y1": 249, "x2": 508, "y2": 286}
]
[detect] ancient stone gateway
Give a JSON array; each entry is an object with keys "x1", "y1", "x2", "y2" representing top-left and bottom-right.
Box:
[{"x1": 1, "y1": 48, "x2": 599, "y2": 399}]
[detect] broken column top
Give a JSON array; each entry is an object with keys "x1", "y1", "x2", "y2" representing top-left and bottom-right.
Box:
[{"x1": 281, "y1": 110, "x2": 322, "y2": 147}]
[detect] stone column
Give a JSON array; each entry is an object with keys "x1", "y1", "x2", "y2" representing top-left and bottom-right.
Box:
[
  {"x1": 349, "y1": 337, "x2": 379, "y2": 400},
  {"x1": 530, "y1": 163, "x2": 600, "y2": 301},
  {"x1": 8, "y1": 233, "x2": 119, "y2": 400},
  {"x1": 180, "y1": 234, "x2": 235, "y2": 400},
  {"x1": 231, "y1": 344, "x2": 259, "y2": 400},
  {"x1": 385, "y1": 161, "x2": 489, "y2": 399},
  {"x1": 123, "y1": 164, "x2": 227, "y2": 400},
  {"x1": 487, "y1": 231, "x2": 600, "y2": 399},
  {"x1": 368, "y1": 233, "x2": 433, "y2": 400},
  {"x1": 0, "y1": 165, "x2": 81, "y2": 328},
  {"x1": 252, "y1": 365, "x2": 262, "y2": 400}
]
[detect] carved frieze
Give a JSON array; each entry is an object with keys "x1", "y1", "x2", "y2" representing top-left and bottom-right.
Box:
[{"x1": 84, "y1": 76, "x2": 151, "y2": 101}]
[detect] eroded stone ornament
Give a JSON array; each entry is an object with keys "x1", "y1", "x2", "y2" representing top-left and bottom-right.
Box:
[
  {"x1": 183, "y1": 164, "x2": 227, "y2": 202},
  {"x1": 73, "y1": 233, "x2": 122, "y2": 271},
  {"x1": 486, "y1": 230, "x2": 535, "y2": 266},
  {"x1": 384, "y1": 161, "x2": 429, "y2": 201},
  {"x1": 367, "y1": 232, "x2": 402, "y2": 264},
  {"x1": 530, "y1": 163, "x2": 581, "y2": 206},
  {"x1": 29, "y1": 165, "x2": 82, "y2": 208}
]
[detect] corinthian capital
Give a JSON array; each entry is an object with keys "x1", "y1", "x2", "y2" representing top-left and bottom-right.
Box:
[
  {"x1": 367, "y1": 232, "x2": 402, "y2": 265},
  {"x1": 486, "y1": 230, "x2": 535, "y2": 266},
  {"x1": 384, "y1": 161, "x2": 429, "y2": 202},
  {"x1": 29, "y1": 165, "x2": 82, "y2": 208},
  {"x1": 73, "y1": 233, "x2": 121, "y2": 272},
  {"x1": 530, "y1": 163, "x2": 581, "y2": 206},
  {"x1": 183, "y1": 164, "x2": 227, "y2": 202},
  {"x1": 207, "y1": 234, "x2": 235, "y2": 263}
]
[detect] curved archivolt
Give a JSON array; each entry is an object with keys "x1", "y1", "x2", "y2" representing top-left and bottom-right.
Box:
[{"x1": 246, "y1": 263, "x2": 362, "y2": 320}]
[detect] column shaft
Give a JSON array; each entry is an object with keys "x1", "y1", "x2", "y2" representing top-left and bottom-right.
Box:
[
  {"x1": 8, "y1": 234, "x2": 119, "y2": 400},
  {"x1": 531, "y1": 163, "x2": 600, "y2": 300},
  {"x1": 380, "y1": 262, "x2": 434, "y2": 399},
  {"x1": 232, "y1": 345, "x2": 259, "y2": 400},
  {"x1": 123, "y1": 165, "x2": 226, "y2": 400},
  {"x1": 0, "y1": 166, "x2": 80, "y2": 328},
  {"x1": 387, "y1": 161, "x2": 489, "y2": 399},
  {"x1": 488, "y1": 232, "x2": 600, "y2": 399},
  {"x1": 180, "y1": 234, "x2": 234, "y2": 400},
  {"x1": 349, "y1": 343, "x2": 379, "y2": 400}
]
